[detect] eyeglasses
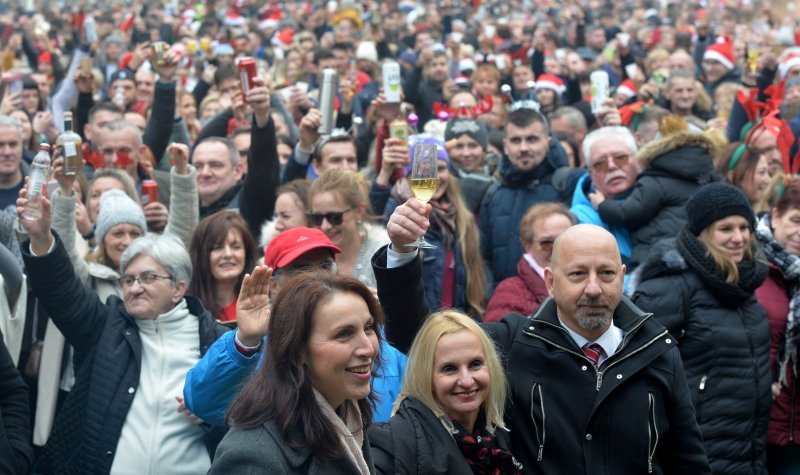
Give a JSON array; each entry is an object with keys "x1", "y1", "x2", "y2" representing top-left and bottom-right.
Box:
[
  {"x1": 118, "y1": 271, "x2": 173, "y2": 288},
  {"x1": 308, "y1": 208, "x2": 352, "y2": 226},
  {"x1": 589, "y1": 153, "x2": 632, "y2": 173}
]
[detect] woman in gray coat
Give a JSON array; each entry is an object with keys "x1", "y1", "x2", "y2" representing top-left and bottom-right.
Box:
[{"x1": 208, "y1": 270, "x2": 383, "y2": 475}]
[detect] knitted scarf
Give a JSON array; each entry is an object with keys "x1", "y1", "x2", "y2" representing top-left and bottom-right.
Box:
[
  {"x1": 312, "y1": 389, "x2": 370, "y2": 475},
  {"x1": 450, "y1": 415, "x2": 523, "y2": 475},
  {"x1": 755, "y1": 214, "x2": 800, "y2": 386},
  {"x1": 429, "y1": 197, "x2": 457, "y2": 249},
  {"x1": 676, "y1": 227, "x2": 768, "y2": 308}
]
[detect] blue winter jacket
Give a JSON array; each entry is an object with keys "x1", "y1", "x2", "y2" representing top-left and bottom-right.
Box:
[
  {"x1": 183, "y1": 329, "x2": 408, "y2": 426},
  {"x1": 479, "y1": 142, "x2": 569, "y2": 287},
  {"x1": 570, "y1": 173, "x2": 633, "y2": 266}
]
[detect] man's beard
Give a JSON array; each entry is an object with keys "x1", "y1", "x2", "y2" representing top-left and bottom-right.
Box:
[{"x1": 575, "y1": 297, "x2": 612, "y2": 331}]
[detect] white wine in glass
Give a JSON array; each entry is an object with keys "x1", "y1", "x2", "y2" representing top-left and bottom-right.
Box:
[{"x1": 408, "y1": 143, "x2": 438, "y2": 249}]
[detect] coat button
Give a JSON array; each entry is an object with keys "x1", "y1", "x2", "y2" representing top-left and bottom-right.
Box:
[
  {"x1": 106, "y1": 451, "x2": 113, "y2": 457},
  {"x1": 581, "y1": 365, "x2": 588, "y2": 371},
  {"x1": 585, "y1": 434, "x2": 592, "y2": 441},
  {"x1": 666, "y1": 338, "x2": 672, "y2": 344},
  {"x1": 125, "y1": 331, "x2": 130, "y2": 336},
  {"x1": 616, "y1": 374, "x2": 623, "y2": 379},
  {"x1": 128, "y1": 387, "x2": 135, "y2": 394}
]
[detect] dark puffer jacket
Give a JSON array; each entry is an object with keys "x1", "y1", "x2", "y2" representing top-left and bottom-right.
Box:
[
  {"x1": 597, "y1": 130, "x2": 719, "y2": 266},
  {"x1": 369, "y1": 397, "x2": 517, "y2": 474},
  {"x1": 480, "y1": 142, "x2": 569, "y2": 287},
  {"x1": 632, "y1": 239, "x2": 771, "y2": 475},
  {"x1": 22, "y1": 235, "x2": 229, "y2": 475}
]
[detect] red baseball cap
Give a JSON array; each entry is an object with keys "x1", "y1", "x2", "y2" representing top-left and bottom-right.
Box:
[{"x1": 265, "y1": 227, "x2": 341, "y2": 269}]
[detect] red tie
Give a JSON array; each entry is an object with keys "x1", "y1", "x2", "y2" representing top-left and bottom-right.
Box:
[{"x1": 583, "y1": 343, "x2": 604, "y2": 368}]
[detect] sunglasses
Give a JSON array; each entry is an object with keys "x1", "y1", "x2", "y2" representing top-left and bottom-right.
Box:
[{"x1": 308, "y1": 208, "x2": 352, "y2": 226}]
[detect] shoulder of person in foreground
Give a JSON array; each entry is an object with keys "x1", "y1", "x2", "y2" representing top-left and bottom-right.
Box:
[{"x1": 209, "y1": 423, "x2": 289, "y2": 474}]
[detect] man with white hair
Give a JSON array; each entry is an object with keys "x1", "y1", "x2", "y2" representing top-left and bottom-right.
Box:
[{"x1": 570, "y1": 127, "x2": 638, "y2": 268}]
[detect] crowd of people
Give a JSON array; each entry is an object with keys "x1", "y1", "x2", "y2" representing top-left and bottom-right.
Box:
[{"x1": 3, "y1": 0, "x2": 800, "y2": 474}]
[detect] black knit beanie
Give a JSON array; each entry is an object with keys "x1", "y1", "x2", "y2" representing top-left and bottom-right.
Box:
[{"x1": 685, "y1": 182, "x2": 756, "y2": 236}]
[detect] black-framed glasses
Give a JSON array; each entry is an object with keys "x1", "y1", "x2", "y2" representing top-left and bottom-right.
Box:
[
  {"x1": 118, "y1": 271, "x2": 174, "y2": 288},
  {"x1": 308, "y1": 208, "x2": 352, "y2": 226}
]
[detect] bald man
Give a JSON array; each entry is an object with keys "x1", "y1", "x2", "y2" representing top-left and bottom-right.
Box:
[{"x1": 373, "y1": 200, "x2": 710, "y2": 474}]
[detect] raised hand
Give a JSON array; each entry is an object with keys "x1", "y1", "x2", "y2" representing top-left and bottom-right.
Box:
[
  {"x1": 167, "y1": 143, "x2": 190, "y2": 175},
  {"x1": 248, "y1": 75, "x2": 271, "y2": 127},
  {"x1": 386, "y1": 198, "x2": 432, "y2": 250},
  {"x1": 236, "y1": 266, "x2": 273, "y2": 347},
  {"x1": 16, "y1": 180, "x2": 54, "y2": 254}
]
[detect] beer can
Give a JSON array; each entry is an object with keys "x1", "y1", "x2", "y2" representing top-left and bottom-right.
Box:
[
  {"x1": 141, "y1": 180, "x2": 158, "y2": 205},
  {"x1": 389, "y1": 120, "x2": 408, "y2": 145},
  {"x1": 152, "y1": 41, "x2": 168, "y2": 66},
  {"x1": 590, "y1": 70, "x2": 610, "y2": 114},
  {"x1": 318, "y1": 69, "x2": 338, "y2": 135},
  {"x1": 382, "y1": 62, "x2": 402, "y2": 103},
  {"x1": 238, "y1": 57, "x2": 256, "y2": 102}
]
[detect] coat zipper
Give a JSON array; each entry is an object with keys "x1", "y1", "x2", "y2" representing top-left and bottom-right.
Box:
[
  {"x1": 530, "y1": 383, "x2": 546, "y2": 462},
  {"x1": 647, "y1": 392, "x2": 659, "y2": 473},
  {"x1": 736, "y1": 308, "x2": 760, "y2": 468},
  {"x1": 790, "y1": 376, "x2": 797, "y2": 443}
]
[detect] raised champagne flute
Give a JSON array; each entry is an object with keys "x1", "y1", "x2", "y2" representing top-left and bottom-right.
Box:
[{"x1": 407, "y1": 143, "x2": 438, "y2": 249}]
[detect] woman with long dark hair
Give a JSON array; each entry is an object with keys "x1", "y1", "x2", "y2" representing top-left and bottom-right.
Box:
[
  {"x1": 209, "y1": 271, "x2": 382, "y2": 473},
  {"x1": 188, "y1": 211, "x2": 257, "y2": 323}
]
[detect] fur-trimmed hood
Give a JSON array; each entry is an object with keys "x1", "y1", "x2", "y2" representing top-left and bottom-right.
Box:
[{"x1": 636, "y1": 128, "x2": 726, "y2": 170}]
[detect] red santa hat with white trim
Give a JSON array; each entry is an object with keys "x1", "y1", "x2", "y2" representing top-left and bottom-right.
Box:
[
  {"x1": 703, "y1": 36, "x2": 735, "y2": 70},
  {"x1": 780, "y1": 53, "x2": 800, "y2": 79},
  {"x1": 615, "y1": 79, "x2": 637, "y2": 98},
  {"x1": 534, "y1": 74, "x2": 566, "y2": 95}
]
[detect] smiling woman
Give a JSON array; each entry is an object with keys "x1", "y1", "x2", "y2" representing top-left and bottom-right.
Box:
[
  {"x1": 369, "y1": 311, "x2": 522, "y2": 474},
  {"x1": 632, "y1": 183, "x2": 771, "y2": 473},
  {"x1": 188, "y1": 211, "x2": 257, "y2": 323},
  {"x1": 209, "y1": 272, "x2": 382, "y2": 474}
]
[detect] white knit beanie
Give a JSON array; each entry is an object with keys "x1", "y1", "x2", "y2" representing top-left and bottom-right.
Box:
[{"x1": 94, "y1": 189, "x2": 147, "y2": 243}]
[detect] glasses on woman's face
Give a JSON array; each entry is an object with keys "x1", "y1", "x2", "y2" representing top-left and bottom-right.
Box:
[
  {"x1": 118, "y1": 271, "x2": 173, "y2": 288},
  {"x1": 307, "y1": 208, "x2": 352, "y2": 226}
]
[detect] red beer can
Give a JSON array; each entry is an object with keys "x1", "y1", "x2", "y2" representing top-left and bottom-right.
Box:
[
  {"x1": 141, "y1": 180, "x2": 158, "y2": 205},
  {"x1": 238, "y1": 57, "x2": 256, "y2": 102}
]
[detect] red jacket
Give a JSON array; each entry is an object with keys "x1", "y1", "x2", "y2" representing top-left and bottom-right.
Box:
[
  {"x1": 755, "y1": 263, "x2": 800, "y2": 446},
  {"x1": 484, "y1": 256, "x2": 549, "y2": 322}
]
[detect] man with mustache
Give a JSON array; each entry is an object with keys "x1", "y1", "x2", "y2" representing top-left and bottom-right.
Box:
[
  {"x1": 479, "y1": 106, "x2": 572, "y2": 287},
  {"x1": 373, "y1": 213, "x2": 710, "y2": 474},
  {"x1": 569, "y1": 126, "x2": 638, "y2": 270}
]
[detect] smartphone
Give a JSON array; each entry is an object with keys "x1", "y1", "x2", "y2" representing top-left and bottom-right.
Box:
[
  {"x1": 484, "y1": 24, "x2": 496, "y2": 39},
  {"x1": 80, "y1": 57, "x2": 92, "y2": 75},
  {"x1": 8, "y1": 78, "x2": 22, "y2": 96}
]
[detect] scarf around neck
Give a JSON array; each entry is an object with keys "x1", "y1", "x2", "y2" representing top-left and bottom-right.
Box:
[
  {"x1": 312, "y1": 389, "x2": 370, "y2": 475},
  {"x1": 755, "y1": 214, "x2": 800, "y2": 385},
  {"x1": 676, "y1": 227, "x2": 768, "y2": 308},
  {"x1": 449, "y1": 414, "x2": 523, "y2": 475}
]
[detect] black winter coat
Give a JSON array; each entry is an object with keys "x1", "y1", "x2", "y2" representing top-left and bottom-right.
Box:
[
  {"x1": 480, "y1": 142, "x2": 570, "y2": 288},
  {"x1": 632, "y1": 239, "x2": 771, "y2": 475},
  {"x1": 369, "y1": 397, "x2": 515, "y2": 474},
  {"x1": 597, "y1": 131, "x2": 718, "y2": 266},
  {"x1": 0, "y1": 331, "x2": 32, "y2": 475},
  {"x1": 22, "y1": 234, "x2": 229, "y2": 475},
  {"x1": 373, "y1": 247, "x2": 710, "y2": 474}
]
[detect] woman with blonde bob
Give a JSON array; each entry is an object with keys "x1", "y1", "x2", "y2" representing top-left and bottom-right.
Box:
[{"x1": 369, "y1": 311, "x2": 522, "y2": 474}]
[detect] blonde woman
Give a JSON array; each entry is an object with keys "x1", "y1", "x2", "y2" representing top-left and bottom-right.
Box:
[
  {"x1": 369, "y1": 311, "x2": 522, "y2": 474},
  {"x1": 309, "y1": 169, "x2": 389, "y2": 288},
  {"x1": 632, "y1": 182, "x2": 771, "y2": 473}
]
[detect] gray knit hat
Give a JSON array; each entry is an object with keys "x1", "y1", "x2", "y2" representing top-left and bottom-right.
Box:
[
  {"x1": 685, "y1": 182, "x2": 755, "y2": 236},
  {"x1": 95, "y1": 189, "x2": 147, "y2": 243},
  {"x1": 444, "y1": 118, "x2": 488, "y2": 150}
]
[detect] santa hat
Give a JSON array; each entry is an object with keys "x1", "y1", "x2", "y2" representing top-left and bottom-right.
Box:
[
  {"x1": 534, "y1": 74, "x2": 565, "y2": 95},
  {"x1": 703, "y1": 36, "x2": 735, "y2": 70},
  {"x1": 780, "y1": 54, "x2": 800, "y2": 79},
  {"x1": 615, "y1": 79, "x2": 637, "y2": 98}
]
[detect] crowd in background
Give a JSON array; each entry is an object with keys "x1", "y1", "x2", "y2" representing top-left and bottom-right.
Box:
[{"x1": 3, "y1": 0, "x2": 800, "y2": 473}]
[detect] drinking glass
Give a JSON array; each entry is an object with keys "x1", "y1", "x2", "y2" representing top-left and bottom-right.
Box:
[{"x1": 407, "y1": 143, "x2": 438, "y2": 249}]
